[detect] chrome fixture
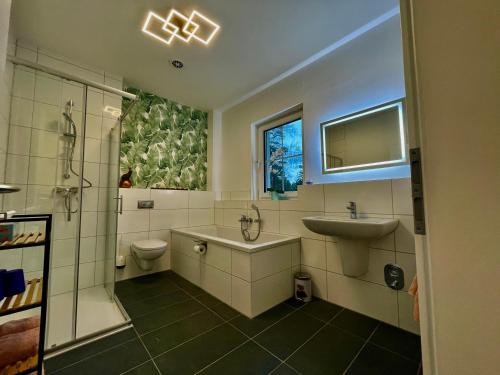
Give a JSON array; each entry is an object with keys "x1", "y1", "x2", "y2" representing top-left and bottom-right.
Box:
[
  {"x1": 239, "y1": 204, "x2": 262, "y2": 242},
  {"x1": 55, "y1": 186, "x2": 79, "y2": 222},
  {"x1": 346, "y1": 201, "x2": 357, "y2": 219},
  {"x1": 62, "y1": 100, "x2": 92, "y2": 188},
  {"x1": 0, "y1": 184, "x2": 21, "y2": 194}
]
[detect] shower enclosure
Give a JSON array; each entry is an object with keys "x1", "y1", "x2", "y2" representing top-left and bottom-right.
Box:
[{"x1": 3, "y1": 56, "x2": 137, "y2": 349}]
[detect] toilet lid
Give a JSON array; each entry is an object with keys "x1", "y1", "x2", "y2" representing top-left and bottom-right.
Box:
[{"x1": 132, "y1": 239, "x2": 167, "y2": 251}]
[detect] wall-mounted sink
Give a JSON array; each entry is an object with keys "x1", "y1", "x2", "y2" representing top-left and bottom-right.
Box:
[
  {"x1": 302, "y1": 216, "x2": 399, "y2": 277},
  {"x1": 302, "y1": 216, "x2": 399, "y2": 240}
]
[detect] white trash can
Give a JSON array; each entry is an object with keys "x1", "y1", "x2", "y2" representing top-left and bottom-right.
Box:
[{"x1": 294, "y1": 272, "x2": 312, "y2": 303}]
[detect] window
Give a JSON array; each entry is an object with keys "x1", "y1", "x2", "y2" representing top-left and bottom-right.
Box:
[{"x1": 263, "y1": 118, "x2": 303, "y2": 193}]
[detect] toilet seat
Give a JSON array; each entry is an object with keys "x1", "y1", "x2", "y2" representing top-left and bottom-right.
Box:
[{"x1": 132, "y1": 239, "x2": 167, "y2": 251}]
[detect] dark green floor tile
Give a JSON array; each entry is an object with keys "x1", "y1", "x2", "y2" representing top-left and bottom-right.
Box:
[
  {"x1": 124, "y1": 290, "x2": 191, "y2": 319},
  {"x1": 210, "y1": 303, "x2": 240, "y2": 320},
  {"x1": 169, "y1": 276, "x2": 204, "y2": 296},
  {"x1": 300, "y1": 298, "x2": 343, "y2": 322},
  {"x1": 346, "y1": 343, "x2": 419, "y2": 375},
  {"x1": 330, "y1": 309, "x2": 379, "y2": 339},
  {"x1": 45, "y1": 328, "x2": 136, "y2": 372},
  {"x1": 284, "y1": 297, "x2": 305, "y2": 309},
  {"x1": 198, "y1": 341, "x2": 280, "y2": 375},
  {"x1": 231, "y1": 303, "x2": 294, "y2": 337},
  {"x1": 117, "y1": 282, "x2": 180, "y2": 306},
  {"x1": 287, "y1": 325, "x2": 364, "y2": 375},
  {"x1": 271, "y1": 363, "x2": 299, "y2": 374},
  {"x1": 196, "y1": 291, "x2": 223, "y2": 307},
  {"x1": 154, "y1": 324, "x2": 247, "y2": 375},
  {"x1": 133, "y1": 299, "x2": 204, "y2": 334},
  {"x1": 122, "y1": 361, "x2": 160, "y2": 375},
  {"x1": 53, "y1": 339, "x2": 148, "y2": 375},
  {"x1": 254, "y1": 311, "x2": 324, "y2": 359},
  {"x1": 369, "y1": 323, "x2": 421, "y2": 362},
  {"x1": 142, "y1": 309, "x2": 223, "y2": 356}
]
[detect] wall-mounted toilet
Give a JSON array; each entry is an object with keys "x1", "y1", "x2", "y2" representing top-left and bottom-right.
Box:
[{"x1": 131, "y1": 239, "x2": 167, "y2": 271}]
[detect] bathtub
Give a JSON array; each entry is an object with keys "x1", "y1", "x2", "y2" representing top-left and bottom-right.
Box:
[{"x1": 170, "y1": 225, "x2": 300, "y2": 318}]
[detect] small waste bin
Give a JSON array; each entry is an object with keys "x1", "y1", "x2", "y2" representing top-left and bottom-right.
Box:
[{"x1": 294, "y1": 272, "x2": 312, "y2": 303}]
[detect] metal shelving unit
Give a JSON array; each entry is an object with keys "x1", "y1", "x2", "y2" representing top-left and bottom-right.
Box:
[{"x1": 0, "y1": 214, "x2": 52, "y2": 375}]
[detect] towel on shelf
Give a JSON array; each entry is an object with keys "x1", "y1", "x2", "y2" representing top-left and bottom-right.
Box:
[
  {"x1": 0, "y1": 327, "x2": 39, "y2": 369},
  {"x1": 408, "y1": 275, "x2": 419, "y2": 322},
  {"x1": 0, "y1": 316, "x2": 40, "y2": 337}
]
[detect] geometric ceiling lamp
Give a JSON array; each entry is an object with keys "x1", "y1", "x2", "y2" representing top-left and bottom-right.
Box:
[{"x1": 142, "y1": 9, "x2": 220, "y2": 46}]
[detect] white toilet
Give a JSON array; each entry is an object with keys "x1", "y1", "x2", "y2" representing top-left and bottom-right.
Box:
[{"x1": 131, "y1": 239, "x2": 168, "y2": 271}]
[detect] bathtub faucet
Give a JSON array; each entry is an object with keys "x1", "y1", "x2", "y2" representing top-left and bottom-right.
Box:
[{"x1": 240, "y1": 204, "x2": 262, "y2": 242}]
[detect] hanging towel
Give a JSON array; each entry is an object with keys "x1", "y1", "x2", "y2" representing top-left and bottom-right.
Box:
[{"x1": 408, "y1": 275, "x2": 419, "y2": 322}]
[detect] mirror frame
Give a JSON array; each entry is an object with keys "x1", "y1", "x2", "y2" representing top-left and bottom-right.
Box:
[{"x1": 321, "y1": 99, "x2": 407, "y2": 174}]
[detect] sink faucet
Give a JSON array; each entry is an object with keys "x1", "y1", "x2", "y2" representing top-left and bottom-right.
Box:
[{"x1": 346, "y1": 201, "x2": 357, "y2": 219}]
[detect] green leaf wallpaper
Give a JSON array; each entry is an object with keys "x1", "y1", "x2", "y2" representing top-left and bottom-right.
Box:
[{"x1": 120, "y1": 88, "x2": 208, "y2": 190}]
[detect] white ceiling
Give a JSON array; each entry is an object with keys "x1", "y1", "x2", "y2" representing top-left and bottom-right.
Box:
[{"x1": 11, "y1": 0, "x2": 398, "y2": 110}]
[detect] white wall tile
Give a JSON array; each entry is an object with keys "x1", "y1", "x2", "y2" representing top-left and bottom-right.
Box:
[
  {"x1": 151, "y1": 189, "x2": 189, "y2": 209},
  {"x1": 28, "y1": 157, "x2": 57, "y2": 185},
  {"x1": 30, "y1": 129, "x2": 59, "y2": 158},
  {"x1": 279, "y1": 210, "x2": 324, "y2": 240},
  {"x1": 82, "y1": 187, "x2": 99, "y2": 212},
  {"x1": 5, "y1": 154, "x2": 29, "y2": 184},
  {"x1": 358, "y1": 248, "x2": 395, "y2": 285},
  {"x1": 32, "y1": 102, "x2": 61, "y2": 132},
  {"x1": 326, "y1": 241, "x2": 343, "y2": 273},
  {"x1": 8, "y1": 125, "x2": 31, "y2": 155},
  {"x1": 188, "y1": 191, "x2": 214, "y2": 208},
  {"x1": 78, "y1": 262, "x2": 95, "y2": 289},
  {"x1": 397, "y1": 291, "x2": 420, "y2": 335},
  {"x1": 119, "y1": 188, "x2": 151, "y2": 211},
  {"x1": 79, "y1": 236, "x2": 96, "y2": 263},
  {"x1": 189, "y1": 208, "x2": 214, "y2": 226},
  {"x1": 392, "y1": 178, "x2": 412, "y2": 215},
  {"x1": 200, "y1": 263, "x2": 231, "y2": 305},
  {"x1": 301, "y1": 265, "x2": 327, "y2": 299},
  {"x1": 150, "y1": 209, "x2": 188, "y2": 230},
  {"x1": 10, "y1": 97, "x2": 33, "y2": 127},
  {"x1": 94, "y1": 261, "x2": 105, "y2": 285},
  {"x1": 12, "y1": 68, "x2": 35, "y2": 100},
  {"x1": 231, "y1": 250, "x2": 251, "y2": 282},
  {"x1": 50, "y1": 265, "x2": 75, "y2": 295},
  {"x1": 279, "y1": 184, "x2": 325, "y2": 212},
  {"x1": 203, "y1": 243, "x2": 231, "y2": 273},
  {"x1": 251, "y1": 269, "x2": 293, "y2": 317},
  {"x1": 117, "y1": 210, "x2": 149, "y2": 233},
  {"x1": 52, "y1": 239, "x2": 76, "y2": 267},
  {"x1": 22, "y1": 246, "x2": 44, "y2": 272},
  {"x1": 95, "y1": 236, "x2": 106, "y2": 261},
  {"x1": 214, "y1": 208, "x2": 223, "y2": 225},
  {"x1": 327, "y1": 272, "x2": 398, "y2": 325},
  {"x1": 301, "y1": 238, "x2": 326, "y2": 270},
  {"x1": 34, "y1": 73, "x2": 62, "y2": 105},
  {"x1": 231, "y1": 276, "x2": 251, "y2": 317},
  {"x1": 395, "y1": 252, "x2": 417, "y2": 292},
  {"x1": 85, "y1": 114, "x2": 102, "y2": 139},
  {"x1": 83, "y1": 138, "x2": 101, "y2": 163},
  {"x1": 80, "y1": 212, "x2": 98, "y2": 237},
  {"x1": 249, "y1": 209, "x2": 279, "y2": 233},
  {"x1": 324, "y1": 180, "x2": 393, "y2": 214},
  {"x1": 0, "y1": 248, "x2": 22, "y2": 269},
  {"x1": 251, "y1": 244, "x2": 291, "y2": 281},
  {"x1": 223, "y1": 208, "x2": 247, "y2": 228},
  {"x1": 395, "y1": 215, "x2": 415, "y2": 253},
  {"x1": 87, "y1": 89, "x2": 103, "y2": 116}
]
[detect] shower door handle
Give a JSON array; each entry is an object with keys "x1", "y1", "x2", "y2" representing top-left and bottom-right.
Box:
[{"x1": 114, "y1": 195, "x2": 123, "y2": 215}]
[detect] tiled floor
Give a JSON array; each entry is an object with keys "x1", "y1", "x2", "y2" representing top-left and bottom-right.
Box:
[{"x1": 45, "y1": 271, "x2": 422, "y2": 375}]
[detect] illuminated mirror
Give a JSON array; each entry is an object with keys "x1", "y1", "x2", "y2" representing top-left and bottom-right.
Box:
[{"x1": 321, "y1": 100, "x2": 406, "y2": 174}]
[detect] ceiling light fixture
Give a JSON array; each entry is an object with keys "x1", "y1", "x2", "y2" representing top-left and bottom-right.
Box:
[{"x1": 142, "y1": 9, "x2": 220, "y2": 46}]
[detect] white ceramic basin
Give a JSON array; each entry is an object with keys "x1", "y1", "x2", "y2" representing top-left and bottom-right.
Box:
[
  {"x1": 302, "y1": 216, "x2": 399, "y2": 240},
  {"x1": 301, "y1": 216, "x2": 399, "y2": 276}
]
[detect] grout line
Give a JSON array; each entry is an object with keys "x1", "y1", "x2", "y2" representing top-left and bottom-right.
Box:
[
  {"x1": 192, "y1": 339, "x2": 251, "y2": 374},
  {"x1": 118, "y1": 359, "x2": 155, "y2": 375},
  {"x1": 137, "y1": 307, "x2": 207, "y2": 337},
  {"x1": 342, "y1": 323, "x2": 380, "y2": 375},
  {"x1": 49, "y1": 333, "x2": 139, "y2": 374},
  {"x1": 132, "y1": 326, "x2": 162, "y2": 375}
]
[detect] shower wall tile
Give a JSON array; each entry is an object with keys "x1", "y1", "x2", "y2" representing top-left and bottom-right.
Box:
[
  {"x1": 28, "y1": 157, "x2": 57, "y2": 185},
  {"x1": 30, "y1": 129, "x2": 59, "y2": 158},
  {"x1": 78, "y1": 262, "x2": 95, "y2": 289},
  {"x1": 34, "y1": 73, "x2": 62, "y2": 106},
  {"x1": 12, "y1": 67, "x2": 35, "y2": 99},
  {"x1": 32, "y1": 102, "x2": 61, "y2": 132},
  {"x1": 5, "y1": 154, "x2": 29, "y2": 184},
  {"x1": 10, "y1": 97, "x2": 33, "y2": 127},
  {"x1": 7, "y1": 125, "x2": 31, "y2": 155},
  {"x1": 52, "y1": 239, "x2": 77, "y2": 268}
]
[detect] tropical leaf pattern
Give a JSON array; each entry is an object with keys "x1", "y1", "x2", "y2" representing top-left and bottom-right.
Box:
[{"x1": 120, "y1": 88, "x2": 208, "y2": 190}]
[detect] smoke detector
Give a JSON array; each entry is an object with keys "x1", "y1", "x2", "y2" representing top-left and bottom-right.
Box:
[{"x1": 170, "y1": 59, "x2": 184, "y2": 69}]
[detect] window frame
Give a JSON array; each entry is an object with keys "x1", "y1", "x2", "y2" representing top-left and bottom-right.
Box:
[{"x1": 256, "y1": 112, "x2": 304, "y2": 199}]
